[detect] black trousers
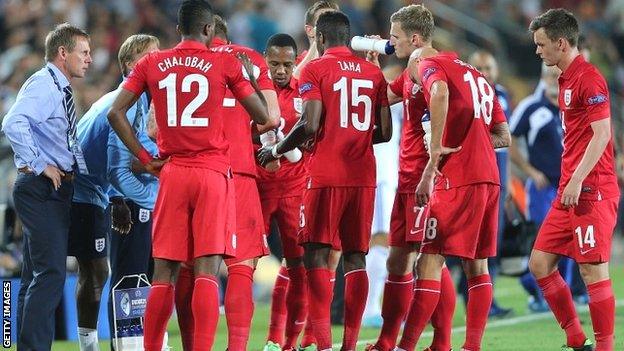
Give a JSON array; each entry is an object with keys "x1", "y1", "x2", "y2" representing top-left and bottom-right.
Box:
[
  {"x1": 13, "y1": 173, "x2": 73, "y2": 351},
  {"x1": 107, "y1": 200, "x2": 153, "y2": 344}
]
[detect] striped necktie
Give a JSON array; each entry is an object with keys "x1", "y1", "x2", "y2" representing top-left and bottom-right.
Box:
[{"x1": 63, "y1": 85, "x2": 76, "y2": 140}]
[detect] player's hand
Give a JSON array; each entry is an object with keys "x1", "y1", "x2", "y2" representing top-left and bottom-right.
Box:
[
  {"x1": 236, "y1": 52, "x2": 256, "y2": 81},
  {"x1": 528, "y1": 168, "x2": 549, "y2": 190},
  {"x1": 365, "y1": 35, "x2": 381, "y2": 67},
  {"x1": 144, "y1": 157, "x2": 169, "y2": 177},
  {"x1": 257, "y1": 145, "x2": 278, "y2": 166},
  {"x1": 429, "y1": 145, "x2": 462, "y2": 175},
  {"x1": 415, "y1": 174, "x2": 435, "y2": 207},
  {"x1": 561, "y1": 178, "x2": 581, "y2": 207},
  {"x1": 42, "y1": 165, "x2": 64, "y2": 190},
  {"x1": 111, "y1": 198, "x2": 132, "y2": 235},
  {"x1": 131, "y1": 159, "x2": 146, "y2": 174}
]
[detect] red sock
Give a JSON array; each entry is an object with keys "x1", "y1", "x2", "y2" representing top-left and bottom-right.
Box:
[
  {"x1": 144, "y1": 282, "x2": 174, "y2": 351},
  {"x1": 374, "y1": 273, "x2": 414, "y2": 351},
  {"x1": 342, "y1": 269, "x2": 368, "y2": 351},
  {"x1": 430, "y1": 267, "x2": 455, "y2": 351},
  {"x1": 306, "y1": 268, "x2": 334, "y2": 350},
  {"x1": 175, "y1": 265, "x2": 195, "y2": 351},
  {"x1": 462, "y1": 274, "x2": 492, "y2": 351},
  {"x1": 397, "y1": 279, "x2": 441, "y2": 351},
  {"x1": 302, "y1": 319, "x2": 317, "y2": 347},
  {"x1": 268, "y1": 266, "x2": 289, "y2": 345},
  {"x1": 537, "y1": 271, "x2": 586, "y2": 348},
  {"x1": 192, "y1": 275, "x2": 220, "y2": 351},
  {"x1": 225, "y1": 264, "x2": 255, "y2": 351},
  {"x1": 284, "y1": 266, "x2": 308, "y2": 349},
  {"x1": 587, "y1": 279, "x2": 615, "y2": 351}
]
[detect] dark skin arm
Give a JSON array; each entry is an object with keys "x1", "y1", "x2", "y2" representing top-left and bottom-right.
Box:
[
  {"x1": 257, "y1": 99, "x2": 322, "y2": 165},
  {"x1": 107, "y1": 89, "x2": 166, "y2": 177},
  {"x1": 373, "y1": 104, "x2": 392, "y2": 144},
  {"x1": 237, "y1": 52, "x2": 280, "y2": 134}
]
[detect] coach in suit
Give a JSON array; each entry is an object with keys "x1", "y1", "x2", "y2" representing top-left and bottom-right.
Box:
[{"x1": 1, "y1": 23, "x2": 91, "y2": 350}]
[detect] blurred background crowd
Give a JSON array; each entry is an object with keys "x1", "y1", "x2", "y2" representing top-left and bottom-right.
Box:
[{"x1": 0, "y1": 0, "x2": 622, "y2": 284}]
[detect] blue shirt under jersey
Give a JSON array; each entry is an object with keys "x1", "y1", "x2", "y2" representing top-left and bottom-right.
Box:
[
  {"x1": 509, "y1": 92, "x2": 563, "y2": 186},
  {"x1": 2, "y1": 63, "x2": 75, "y2": 174},
  {"x1": 73, "y1": 83, "x2": 157, "y2": 209}
]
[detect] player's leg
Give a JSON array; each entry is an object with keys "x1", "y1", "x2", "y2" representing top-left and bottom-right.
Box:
[
  {"x1": 192, "y1": 255, "x2": 224, "y2": 351},
  {"x1": 529, "y1": 202, "x2": 589, "y2": 349},
  {"x1": 579, "y1": 262, "x2": 613, "y2": 351},
  {"x1": 225, "y1": 258, "x2": 258, "y2": 351},
  {"x1": 396, "y1": 253, "x2": 446, "y2": 351},
  {"x1": 341, "y1": 251, "x2": 368, "y2": 351},
  {"x1": 460, "y1": 258, "x2": 492, "y2": 351},
  {"x1": 69, "y1": 203, "x2": 110, "y2": 351},
  {"x1": 175, "y1": 261, "x2": 195, "y2": 351},
  {"x1": 303, "y1": 243, "x2": 333, "y2": 350},
  {"x1": 144, "y1": 258, "x2": 179, "y2": 351},
  {"x1": 276, "y1": 195, "x2": 308, "y2": 350}
]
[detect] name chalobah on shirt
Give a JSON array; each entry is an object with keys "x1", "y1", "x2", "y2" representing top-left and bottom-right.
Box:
[{"x1": 157, "y1": 56, "x2": 213, "y2": 73}]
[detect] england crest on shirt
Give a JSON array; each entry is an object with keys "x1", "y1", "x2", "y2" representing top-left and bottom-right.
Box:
[
  {"x1": 564, "y1": 89, "x2": 572, "y2": 106},
  {"x1": 95, "y1": 238, "x2": 105, "y2": 253},
  {"x1": 139, "y1": 208, "x2": 150, "y2": 223}
]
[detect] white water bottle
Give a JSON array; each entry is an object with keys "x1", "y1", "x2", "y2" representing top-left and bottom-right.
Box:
[
  {"x1": 421, "y1": 111, "x2": 431, "y2": 151},
  {"x1": 350, "y1": 36, "x2": 395, "y2": 55},
  {"x1": 276, "y1": 130, "x2": 303, "y2": 163},
  {"x1": 260, "y1": 130, "x2": 281, "y2": 172}
]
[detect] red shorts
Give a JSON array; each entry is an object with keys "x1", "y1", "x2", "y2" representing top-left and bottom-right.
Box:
[
  {"x1": 152, "y1": 164, "x2": 235, "y2": 262},
  {"x1": 534, "y1": 197, "x2": 618, "y2": 263},
  {"x1": 225, "y1": 174, "x2": 269, "y2": 265},
  {"x1": 299, "y1": 187, "x2": 375, "y2": 253},
  {"x1": 389, "y1": 192, "x2": 429, "y2": 247},
  {"x1": 261, "y1": 195, "x2": 304, "y2": 259},
  {"x1": 421, "y1": 183, "x2": 499, "y2": 259}
]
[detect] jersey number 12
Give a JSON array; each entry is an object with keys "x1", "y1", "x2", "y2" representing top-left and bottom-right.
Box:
[{"x1": 159, "y1": 73, "x2": 209, "y2": 127}]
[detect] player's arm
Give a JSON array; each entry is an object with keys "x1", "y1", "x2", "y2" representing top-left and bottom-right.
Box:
[
  {"x1": 561, "y1": 118, "x2": 611, "y2": 206},
  {"x1": 489, "y1": 97, "x2": 511, "y2": 148},
  {"x1": 236, "y1": 52, "x2": 280, "y2": 133},
  {"x1": 293, "y1": 40, "x2": 318, "y2": 79},
  {"x1": 373, "y1": 105, "x2": 392, "y2": 144},
  {"x1": 257, "y1": 99, "x2": 321, "y2": 165},
  {"x1": 424, "y1": 80, "x2": 453, "y2": 175}
]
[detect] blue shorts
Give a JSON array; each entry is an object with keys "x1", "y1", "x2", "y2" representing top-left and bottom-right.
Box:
[
  {"x1": 526, "y1": 179, "x2": 557, "y2": 225},
  {"x1": 68, "y1": 202, "x2": 110, "y2": 259}
]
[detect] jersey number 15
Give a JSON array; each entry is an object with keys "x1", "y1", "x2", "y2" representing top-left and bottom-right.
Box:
[{"x1": 333, "y1": 77, "x2": 373, "y2": 131}]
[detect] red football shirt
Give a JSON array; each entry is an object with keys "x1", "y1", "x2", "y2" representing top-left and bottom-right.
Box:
[
  {"x1": 418, "y1": 52, "x2": 505, "y2": 189},
  {"x1": 557, "y1": 55, "x2": 619, "y2": 201},
  {"x1": 295, "y1": 50, "x2": 308, "y2": 66},
  {"x1": 257, "y1": 77, "x2": 307, "y2": 198},
  {"x1": 210, "y1": 37, "x2": 275, "y2": 177},
  {"x1": 388, "y1": 69, "x2": 429, "y2": 193},
  {"x1": 124, "y1": 40, "x2": 255, "y2": 174},
  {"x1": 298, "y1": 46, "x2": 389, "y2": 188}
]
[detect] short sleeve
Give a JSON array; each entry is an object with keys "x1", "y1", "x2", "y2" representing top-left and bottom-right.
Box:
[
  {"x1": 123, "y1": 54, "x2": 149, "y2": 95},
  {"x1": 224, "y1": 55, "x2": 256, "y2": 101},
  {"x1": 388, "y1": 71, "x2": 405, "y2": 98},
  {"x1": 298, "y1": 63, "x2": 322, "y2": 101},
  {"x1": 580, "y1": 71, "x2": 610, "y2": 123},
  {"x1": 418, "y1": 59, "x2": 447, "y2": 96}
]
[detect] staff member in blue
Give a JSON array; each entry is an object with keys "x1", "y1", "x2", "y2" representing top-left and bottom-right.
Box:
[
  {"x1": 69, "y1": 34, "x2": 159, "y2": 350},
  {"x1": 1, "y1": 23, "x2": 91, "y2": 351}
]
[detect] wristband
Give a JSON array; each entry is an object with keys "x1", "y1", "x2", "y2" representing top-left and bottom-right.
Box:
[
  {"x1": 137, "y1": 148, "x2": 153, "y2": 165},
  {"x1": 271, "y1": 144, "x2": 283, "y2": 158}
]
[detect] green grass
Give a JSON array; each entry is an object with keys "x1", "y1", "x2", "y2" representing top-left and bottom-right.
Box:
[{"x1": 42, "y1": 266, "x2": 624, "y2": 350}]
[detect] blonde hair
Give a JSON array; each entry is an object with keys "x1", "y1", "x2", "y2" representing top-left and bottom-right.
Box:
[
  {"x1": 390, "y1": 4, "x2": 435, "y2": 42},
  {"x1": 117, "y1": 34, "x2": 160, "y2": 76}
]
